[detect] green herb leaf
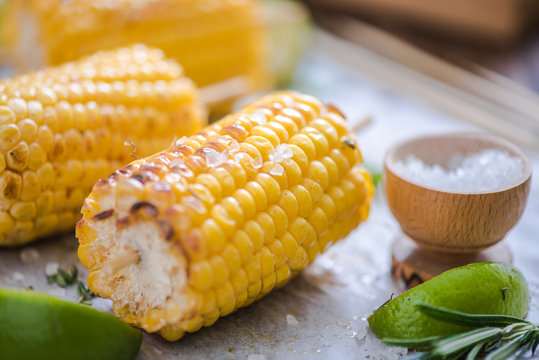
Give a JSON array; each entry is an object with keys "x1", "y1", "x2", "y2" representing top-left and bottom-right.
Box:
[
  {"x1": 55, "y1": 274, "x2": 67, "y2": 288},
  {"x1": 465, "y1": 341, "x2": 485, "y2": 360},
  {"x1": 431, "y1": 328, "x2": 502, "y2": 356},
  {"x1": 484, "y1": 329, "x2": 534, "y2": 360},
  {"x1": 382, "y1": 336, "x2": 443, "y2": 349},
  {"x1": 45, "y1": 265, "x2": 95, "y2": 305},
  {"x1": 531, "y1": 333, "x2": 539, "y2": 354},
  {"x1": 417, "y1": 303, "x2": 529, "y2": 327}
]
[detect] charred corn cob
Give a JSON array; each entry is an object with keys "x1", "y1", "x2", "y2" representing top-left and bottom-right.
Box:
[
  {"x1": 2, "y1": 0, "x2": 269, "y2": 92},
  {"x1": 77, "y1": 91, "x2": 374, "y2": 340},
  {"x1": 0, "y1": 44, "x2": 204, "y2": 246}
]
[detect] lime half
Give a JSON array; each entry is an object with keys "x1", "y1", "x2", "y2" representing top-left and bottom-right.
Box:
[
  {"x1": 368, "y1": 262, "x2": 529, "y2": 339},
  {"x1": 0, "y1": 288, "x2": 142, "y2": 360}
]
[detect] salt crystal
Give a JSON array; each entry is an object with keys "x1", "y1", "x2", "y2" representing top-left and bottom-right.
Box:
[
  {"x1": 286, "y1": 314, "x2": 299, "y2": 326},
  {"x1": 354, "y1": 327, "x2": 367, "y2": 341},
  {"x1": 19, "y1": 247, "x2": 40, "y2": 264},
  {"x1": 251, "y1": 157, "x2": 263, "y2": 169},
  {"x1": 92, "y1": 298, "x2": 113, "y2": 313},
  {"x1": 336, "y1": 318, "x2": 349, "y2": 327},
  {"x1": 170, "y1": 158, "x2": 185, "y2": 168},
  {"x1": 233, "y1": 153, "x2": 245, "y2": 164},
  {"x1": 12, "y1": 272, "x2": 24, "y2": 281},
  {"x1": 269, "y1": 144, "x2": 293, "y2": 163},
  {"x1": 222, "y1": 135, "x2": 240, "y2": 154},
  {"x1": 175, "y1": 136, "x2": 187, "y2": 146},
  {"x1": 269, "y1": 163, "x2": 284, "y2": 176},
  {"x1": 202, "y1": 148, "x2": 228, "y2": 167},
  {"x1": 45, "y1": 262, "x2": 59, "y2": 276},
  {"x1": 393, "y1": 148, "x2": 524, "y2": 192},
  {"x1": 251, "y1": 110, "x2": 267, "y2": 125},
  {"x1": 247, "y1": 355, "x2": 265, "y2": 360}
]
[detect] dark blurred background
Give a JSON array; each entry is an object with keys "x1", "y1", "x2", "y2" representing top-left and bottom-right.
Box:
[{"x1": 301, "y1": 0, "x2": 539, "y2": 92}]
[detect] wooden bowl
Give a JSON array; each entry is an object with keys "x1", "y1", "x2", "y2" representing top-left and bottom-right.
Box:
[{"x1": 384, "y1": 132, "x2": 532, "y2": 254}]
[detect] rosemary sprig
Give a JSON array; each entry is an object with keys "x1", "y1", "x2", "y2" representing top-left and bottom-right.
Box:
[
  {"x1": 382, "y1": 303, "x2": 539, "y2": 359},
  {"x1": 46, "y1": 265, "x2": 95, "y2": 305}
]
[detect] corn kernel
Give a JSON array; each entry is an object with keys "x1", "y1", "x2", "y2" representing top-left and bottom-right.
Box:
[
  {"x1": 9, "y1": 201, "x2": 37, "y2": 220},
  {"x1": 189, "y1": 261, "x2": 213, "y2": 292},
  {"x1": 7, "y1": 142, "x2": 29, "y2": 171},
  {"x1": 0, "y1": 171, "x2": 22, "y2": 200},
  {"x1": 27, "y1": 101, "x2": 44, "y2": 125},
  {"x1": 7, "y1": 98, "x2": 27, "y2": 120},
  {"x1": 18, "y1": 119, "x2": 38, "y2": 143},
  {"x1": 0, "y1": 124, "x2": 21, "y2": 150},
  {"x1": 210, "y1": 255, "x2": 229, "y2": 287},
  {"x1": 0, "y1": 106, "x2": 16, "y2": 125},
  {"x1": 0, "y1": 212, "x2": 15, "y2": 233},
  {"x1": 21, "y1": 171, "x2": 41, "y2": 201}
]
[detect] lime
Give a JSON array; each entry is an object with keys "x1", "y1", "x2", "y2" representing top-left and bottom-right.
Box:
[
  {"x1": 0, "y1": 288, "x2": 142, "y2": 360},
  {"x1": 368, "y1": 262, "x2": 529, "y2": 339}
]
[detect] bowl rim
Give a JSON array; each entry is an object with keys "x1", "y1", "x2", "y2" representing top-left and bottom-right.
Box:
[{"x1": 384, "y1": 132, "x2": 533, "y2": 195}]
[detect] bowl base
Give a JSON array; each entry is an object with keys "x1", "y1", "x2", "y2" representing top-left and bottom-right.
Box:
[{"x1": 391, "y1": 233, "x2": 512, "y2": 288}]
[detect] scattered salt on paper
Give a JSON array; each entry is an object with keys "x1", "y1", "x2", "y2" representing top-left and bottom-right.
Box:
[
  {"x1": 45, "y1": 262, "x2": 59, "y2": 276},
  {"x1": 247, "y1": 355, "x2": 265, "y2": 360},
  {"x1": 393, "y1": 148, "x2": 523, "y2": 192},
  {"x1": 286, "y1": 314, "x2": 299, "y2": 326},
  {"x1": 12, "y1": 272, "x2": 24, "y2": 281},
  {"x1": 19, "y1": 247, "x2": 40, "y2": 264}
]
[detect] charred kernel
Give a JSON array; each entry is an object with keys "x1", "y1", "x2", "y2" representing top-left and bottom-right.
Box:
[
  {"x1": 92, "y1": 209, "x2": 114, "y2": 221},
  {"x1": 130, "y1": 201, "x2": 159, "y2": 217},
  {"x1": 0, "y1": 171, "x2": 22, "y2": 200}
]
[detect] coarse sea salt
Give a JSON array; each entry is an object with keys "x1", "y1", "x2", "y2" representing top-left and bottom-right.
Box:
[{"x1": 394, "y1": 148, "x2": 524, "y2": 192}]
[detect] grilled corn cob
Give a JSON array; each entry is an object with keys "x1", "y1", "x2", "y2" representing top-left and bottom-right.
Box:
[
  {"x1": 2, "y1": 0, "x2": 269, "y2": 92},
  {"x1": 0, "y1": 44, "x2": 204, "y2": 246},
  {"x1": 77, "y1": 91, "x2": 374, "y2": 340}
]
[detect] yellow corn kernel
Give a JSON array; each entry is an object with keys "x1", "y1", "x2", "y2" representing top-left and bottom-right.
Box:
[
  {"x1": 0, "y1": 106, "x2": 16, "y2": 125},
  {"x1": 0, "y1": 124, "x2": 21, "y2": 150}
]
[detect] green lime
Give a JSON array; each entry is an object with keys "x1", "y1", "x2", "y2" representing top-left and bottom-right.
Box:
[
  {"x1": 368, "y1": 262, "x2": 529, "y2": 339},
  {"x1": 0, "y1": 288, "x2": 142, "y2": 360}
]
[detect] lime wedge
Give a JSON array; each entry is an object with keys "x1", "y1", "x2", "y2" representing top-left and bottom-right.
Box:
[
  {"x1": 368, "y1": 262, "x2": 529, "y2": 339},
  {"x1": 0, "y1": 288, "x2": 142, "y2": 360}
]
